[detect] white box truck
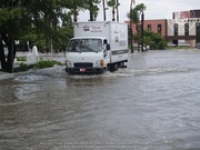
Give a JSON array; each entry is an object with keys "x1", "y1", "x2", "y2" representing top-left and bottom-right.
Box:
[{"x1": 65, "y1": 21, "x2": 129, "y2": 73}]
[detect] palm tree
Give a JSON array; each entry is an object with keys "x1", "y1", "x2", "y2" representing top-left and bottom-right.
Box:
[
  {"x1": 127, "y1": 6, "x2": 140, "y2": 52},
  {"x1": 102, "y1": 0, "x2": 107, "y2": 21},
  {"x1": 116, "y1": 0, "x2": 120, "y2": 22},
  {"x1": 107, "y1": 0, "x2": 116, "y2": 21},
  {"x1": 87, "y1": 0, "x2": 100, "y2": 21},
  {"x1": 134, "y1": 3, "x2": 146, "y2": 52}
]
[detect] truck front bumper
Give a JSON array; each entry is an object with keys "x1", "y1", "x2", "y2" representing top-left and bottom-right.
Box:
[{"x1": 65, "y1": 67, "x2": 105, "y2": 74}]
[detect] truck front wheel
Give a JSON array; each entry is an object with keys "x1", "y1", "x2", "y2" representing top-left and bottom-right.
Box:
[{"x1": 109, "y1": 63, "x2": 119, "y2": 72}]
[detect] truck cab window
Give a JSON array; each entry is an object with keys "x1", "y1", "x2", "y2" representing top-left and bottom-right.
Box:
[{"x1": 67, "y1": 39, "x2": 102, "y2": 52}]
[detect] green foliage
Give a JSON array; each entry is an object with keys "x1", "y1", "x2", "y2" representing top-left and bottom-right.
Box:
[
  {"x1": 143, "y1": 30, "x2": 167, "y2": 50},
  {"x1": 158, "y1": 41, "x2": 167, "y2": 49},
  {"x1": 134, "y1": 3, "x2": 147, "y2": 12},
  {"x1": 14, "y1": 60, "x2": 62, "y2": 72},
  {"x1": 127, "y1": 9, "x2": 139, "y2": 24},
  {"x1": 16, "y1": 57, "x2": 26, "y2": 61},
  {"x1": 14, "y1": 63, "x2": 31, "y2": 72},
  {"x1": 57, "y1": 26, "x2": 73, "y2": 50},
  {"x1": 167, "y1": 46, "x2": 191, "y2": 50},
  {"x1": 33, "y1": 60, "x2": 62, "y2": 69},
  {"x1": 107, "y1": 0, "x2": 116, "y2": 6},
  {"x1": 1, "y1": 0, "x2": 101, "y2": 72}
]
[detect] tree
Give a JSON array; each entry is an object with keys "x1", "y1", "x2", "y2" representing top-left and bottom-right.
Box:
[
  {"x1": 127, "y1": 6, "x2": 140, "y2": 52},
  {"x1": 107, "y1": 0, "x2": 116, "y2": 21},
  {"x1": 102, "y1": 0, "x2": 107, "y2": 21},
  {"x1": 84, "y1": 0, "x2": 100, "y2": 21},
  {"x1": 127, "y1": 3, "x2": 146, "y2": 52},
  {"x1": 0, "y1": 0, "x2": 63, "y2": 73},
  {"x1": 0, "y1": 0, "x2": 102, "y2": 73},
  {"x1": 134, "y1": 3, "x2": 146, "y2": 52},
  {"x1": 0, "y1": 0, "x2": 23, "y2": 72},
  {"x1": 143, "y1": 30, "x2": 167, "y2": 50}
]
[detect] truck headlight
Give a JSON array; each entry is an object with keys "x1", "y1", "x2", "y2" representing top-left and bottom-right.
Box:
[
  {"x1": 96, "y1": 60, "x2": 105, "y2": 67},
  {"x1": 65, "y1": 60, "x2": 72, "y2": 67}
]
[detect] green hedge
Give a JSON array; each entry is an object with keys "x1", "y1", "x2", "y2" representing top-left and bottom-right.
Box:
[{"x1": 14, "y1": 60, "x2": 62, "y2": 72}]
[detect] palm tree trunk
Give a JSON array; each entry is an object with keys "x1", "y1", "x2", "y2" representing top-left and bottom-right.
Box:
[
  {"x1": 89, "y1": 0, "x2": 94, "y2": 21},
  {"x1": 116, "y1": 0, "x2": 119, "y2": 21},
  {"x1": 102, "y1": 0, "x2": 107, "y2": 21},
  {"x1": 0, "y1": 40, "x2": 7, "y2": 71},
  {"x1": 7, "y1": 36, "x2": 16, "y2": 73},
  {"x1": 112, "y1": 7, "x2": 115, "y2": 21},
  {"x1": 73, "y1": 9, "x2": 78, "y2": 22},
  {"x1": 141, "y1": 11, "x2": 144, "y2": 52}
]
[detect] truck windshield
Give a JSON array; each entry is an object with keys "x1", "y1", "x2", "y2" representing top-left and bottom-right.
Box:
[{"x1": 66, "y1": 39, "x2": 102, "y2": 52}]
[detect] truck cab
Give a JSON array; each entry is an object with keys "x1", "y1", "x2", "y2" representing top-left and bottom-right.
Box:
[{"x1": 65, "y1": 37, "x2": 110, "y2": 73}]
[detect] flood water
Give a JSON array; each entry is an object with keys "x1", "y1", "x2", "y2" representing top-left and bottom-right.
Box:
[{"x1": 1, "y1": 50, "x2": 200, "y2": 150}]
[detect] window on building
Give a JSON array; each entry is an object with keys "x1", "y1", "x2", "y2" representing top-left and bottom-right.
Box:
[
  {"x1": 137, "y1": 24, "x2": 141, "y2": 31},
  {"x1": 147, "y1": 24, "x2": 151, "y2": 31},
  {"x1": 196, "y1": 23, "x2": 200, "y2": 43},
  {"x1": 158, "y1": 24, "x2": 162, "y2": 35},
  {"x1": 174, "y1": 23, "x2": 178, "y2": 36},
  {"x1": 185, "y1": 23, "x2": 189, "y2": 36}
]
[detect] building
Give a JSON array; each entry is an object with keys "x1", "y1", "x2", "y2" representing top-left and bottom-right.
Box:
[
  {"x1": 166, "y1": 10, "x2": 200, "y2": 47},
  {"x1": 127, "y1": 9, "x2": 200, "y2": 47},
  {"x1": 127, "y1": 19, "x2": 168, "y2": 37}
]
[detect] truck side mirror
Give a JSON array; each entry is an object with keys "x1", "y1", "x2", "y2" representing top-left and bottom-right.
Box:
[{"x1": 106, "y1": 44, "x2": 110, "y2": 50}]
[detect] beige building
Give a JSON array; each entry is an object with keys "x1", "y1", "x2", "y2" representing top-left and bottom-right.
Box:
[
  {"x1": 127, "y1": 9, "x2": 200, "y2": 47},
  {"x1": 166, "y1": 10, "x2": 200, "y2": 47}
]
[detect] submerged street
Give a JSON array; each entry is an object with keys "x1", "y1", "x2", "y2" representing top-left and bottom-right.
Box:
[{"x1": 0, "y1": 50, "x2": 200, "y2": 150}]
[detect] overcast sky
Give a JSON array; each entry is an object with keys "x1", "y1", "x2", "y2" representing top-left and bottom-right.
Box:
[{"x1": 78, "y1": 0, "x2": 200, "y2": 22}]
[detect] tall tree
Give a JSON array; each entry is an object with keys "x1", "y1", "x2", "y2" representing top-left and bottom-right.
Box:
[
  {"x1": 127, "y1": 6, "x2": 140, "y2": 52},
  {"x1": 127, "y1": 3, "x2": 146, "y2": 52},
  {"x1": 134, "y1": 3, "x2": 146, "y2": 52},
  {"x1": 0, "y1": 0, "x2": 62, "y2": 72},
  {"x1": 0, "y1": 0, "x2": 101, "y2": 73},
  {"x1": 0, "y1": 0, "x2": 23, "y2": 72},
  {"x1": 84, "y1": 0, "x2": 100, "y2": 21},
  {"x1": 107, "y1": 0, "x2": 116, "y2": 21},
  {"x1": 102, "y1": 0, "x2": 107, "y2": 21}
]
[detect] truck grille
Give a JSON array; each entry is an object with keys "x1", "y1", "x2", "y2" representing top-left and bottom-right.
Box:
[{"x1": 74, "y1": 63, "x2": 93, "y2": 68}]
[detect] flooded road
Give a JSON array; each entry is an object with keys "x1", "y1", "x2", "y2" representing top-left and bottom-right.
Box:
[{"x1": 1, "y1": 50, "x2": 200, "y2": 150}]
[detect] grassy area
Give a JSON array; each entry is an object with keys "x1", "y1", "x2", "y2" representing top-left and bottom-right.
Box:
[
  {"x1": 167, "y1": 46, "x2": 194, "y2": 50},
  {"x1": 14, "y1": 60, "x2": 63, "y2": 72},
  {"x1": 16, "y1": 56, "x2": 27, "y2": 61}
]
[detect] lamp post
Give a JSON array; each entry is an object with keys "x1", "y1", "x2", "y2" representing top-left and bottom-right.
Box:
[{"x1": 130, "y1": 0, "x2": 135, "y2": 53}]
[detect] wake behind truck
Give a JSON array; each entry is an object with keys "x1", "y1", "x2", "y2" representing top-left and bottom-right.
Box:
[{"x1": 65, "y1": 21, "x2": 129, "y2": 73}]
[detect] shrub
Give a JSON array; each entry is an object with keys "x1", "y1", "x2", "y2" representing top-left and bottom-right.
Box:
[
  {"x1": 14, "y1": 63, "x2": 31, "y2": 72},
  {"x1": 158, "y1": 41, "x2": 167, "y2": 49},
  {"x1": 14, "y1": 60, "x2": 62, "y2": 72},
  {"x1": 33, "y1": 60, "x2": 62, "y2": 69},
  {"x1": 17, "y1": 57, "x2": 27, "y2": 61}
]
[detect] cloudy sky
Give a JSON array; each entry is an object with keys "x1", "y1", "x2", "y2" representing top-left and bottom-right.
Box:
[{"x1": 78, "y1": 0, "x2": 200, "y2": 22}]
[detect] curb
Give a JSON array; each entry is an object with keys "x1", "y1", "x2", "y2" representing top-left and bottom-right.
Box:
[{"x1": 0, "y1": 72, "x2": 14, "y2": 80}]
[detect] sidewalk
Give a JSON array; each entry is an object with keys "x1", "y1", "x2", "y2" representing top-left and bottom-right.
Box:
[{"x1": 0, "y1": 71, "x2": 14, "y2": 80}]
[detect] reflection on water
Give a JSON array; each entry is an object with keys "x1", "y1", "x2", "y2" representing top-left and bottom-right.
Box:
[{"x1": 0, "y1": 50, "x2": 200, "y2": 150}]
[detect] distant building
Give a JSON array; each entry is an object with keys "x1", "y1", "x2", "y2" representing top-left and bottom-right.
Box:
[{"x1": 126, "y1": 9, "x2": 200, "y2": 47}]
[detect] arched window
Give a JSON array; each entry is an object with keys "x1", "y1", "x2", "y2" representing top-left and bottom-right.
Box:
[
  {"x1": 185, "y1": 23, "x2": 189, "y2": 36},
  {"x1": 174, "y1": 23, "x2": 178, "y2": 36},
  {"x1": 196, "y1": 23, "x2": 200, "y2": 43}
]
